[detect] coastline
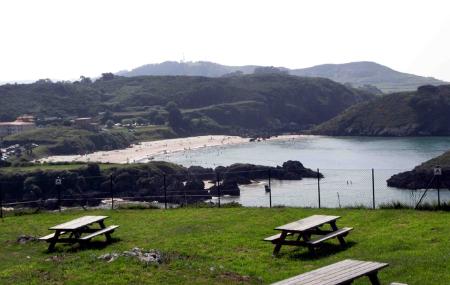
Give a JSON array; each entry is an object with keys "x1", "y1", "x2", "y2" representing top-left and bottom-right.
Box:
[
  {"x1": 39, "y1": 134, "x2": 311, "y2": 164},
  {"x1": 40, "y1": 135, "x2": 248, "y2": 164}
]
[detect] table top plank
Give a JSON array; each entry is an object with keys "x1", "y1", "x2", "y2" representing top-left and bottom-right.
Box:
[
  {"x1": 275, "y1": 215, "x2": 340, "y2": 232},
  {"x1": 49, "y1": 216, "x2": 109, "y2": 230},
  {"x1": 271, "y1": 260, "x2": 388, "y2": 285}
]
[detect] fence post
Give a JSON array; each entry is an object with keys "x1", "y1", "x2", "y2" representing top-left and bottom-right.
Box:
[
  {"x1": 216, "y1": 172, "x2": 221, "y2": 208},
  {"x1": 437, "y1": 175, "x2": 441, "y2": 209},
  {"x1": 317, "y1": 168, "x2": 321, "y2": 208},
  {"x1": 55, "y1": 177, "x2": 62, "y2": 212},
  {"x1": 268, "y1": 169, "x2": 272, "y2": 208},
  {"x1": 0, "y1": 182, "x2": 3, "y2": 219},
  {"x1": 110, "y1": 174, "x2": 114, "y2": 210},
  {"x1": 372, "y1": 168, "x2": 375, "y2": 209},
  {"x1": 163, "y1": 174, "x2": 167, "y2": 210}
]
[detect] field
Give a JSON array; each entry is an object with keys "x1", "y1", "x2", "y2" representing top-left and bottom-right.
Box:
[{"x1": 0, "y1": 208, "x2": 449, "y2": 284}]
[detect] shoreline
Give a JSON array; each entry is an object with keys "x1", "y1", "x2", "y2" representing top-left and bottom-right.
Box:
[{"x1": 40, "y1": 134, "x2": 311, "y2": 164}]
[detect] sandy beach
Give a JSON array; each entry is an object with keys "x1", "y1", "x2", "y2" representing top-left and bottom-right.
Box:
[
  {"x1": 40, "y1": 134, "x2": 308, "y2": 164},
  {"x1": 40, "y1": 135, "x2": 250, "y2": 164}
]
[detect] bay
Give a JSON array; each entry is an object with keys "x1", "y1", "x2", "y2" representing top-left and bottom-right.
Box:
[{"x1": 155, "y1": 136, "x2": 450, "y2": 208}]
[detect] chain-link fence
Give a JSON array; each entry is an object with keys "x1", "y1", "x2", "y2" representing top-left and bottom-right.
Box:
[{"x1": 1, "y1": 168, "x2": 449, "y2": 218}]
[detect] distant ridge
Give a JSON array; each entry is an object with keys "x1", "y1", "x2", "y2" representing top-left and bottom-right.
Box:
[
  {"x1": 312, "y1": 84, "x2": 450, "y2": 136},
  {"x1": 117, "y1": 61, "x2": 446, "y2": 93}
]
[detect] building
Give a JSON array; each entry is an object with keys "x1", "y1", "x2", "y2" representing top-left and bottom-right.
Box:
[
  {"x1": 73, "y1": 117, "x2": 99, "y2": 131},
  {"x1": 0, "y1": 118, "x2": 36, "y2": 137},
  {"x1": 0, "y1": 115, "x2": 36, "y2": 137}
]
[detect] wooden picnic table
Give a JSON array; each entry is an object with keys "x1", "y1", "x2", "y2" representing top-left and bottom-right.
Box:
[
  {"x1": 264, "y1": 215, "x2": 353, "y2": 255},
  {"x1": 271, "y1": 259, "x2": 389, "y2": 285},
  {"x1": 39, "y1": 215, "x2": 119, "y2": 251}
]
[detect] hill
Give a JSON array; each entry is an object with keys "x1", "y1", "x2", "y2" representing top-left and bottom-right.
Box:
[
  {"x1": 0, "y1": 74, "x2": 372, "y2": 136},
  {"x1": 116, "y1": 61, "x2": 259, "y2": 77},
  {"x1": 117, "y1": 61, "x2": 446, "y2": 93},
  {"x1": 312, "y1": 85, "x2": 450, "y2": 136},
  {"x1": 291, "y1": 61, "x2": 445, "y2": 93}
]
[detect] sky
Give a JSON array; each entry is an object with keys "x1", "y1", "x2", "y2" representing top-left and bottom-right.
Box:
[{"x1": 1, "y1": 0, "x2": 450, "y2": 82}]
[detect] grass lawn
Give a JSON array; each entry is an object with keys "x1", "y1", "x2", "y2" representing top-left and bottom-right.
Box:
[{"x1": 0, "y1": 208, "x2": 449, "y2": 284}]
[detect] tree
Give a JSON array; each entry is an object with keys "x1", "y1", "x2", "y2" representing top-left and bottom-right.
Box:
[
  {"x1": 106, "y1": 120, "x2": 114, "y2": 129},
  {"x1": 79, "y1": 76, "x2": 92, "y2": 84},
  {"x1": 165, "y1": 102, "x2": 184, "y2": 130},
  {"x1": 101, "y1": 73, "x2": 115, "y2": 81}
]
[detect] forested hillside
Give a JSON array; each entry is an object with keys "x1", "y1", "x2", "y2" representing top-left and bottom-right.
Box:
[
  {"x1": 313, "y1": 85, "x2": 450, "y2": 136},
  {"x1": 0, "y1": 74, "x2": 372, "y2": 135}
]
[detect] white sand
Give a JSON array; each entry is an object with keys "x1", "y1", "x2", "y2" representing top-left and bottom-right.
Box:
[
  {"x1": 39, "y1": 134, "x2": 311, "y2": 164},
  {"x1": 40, "y1": 135, "x2": 249, "y2": 164}
]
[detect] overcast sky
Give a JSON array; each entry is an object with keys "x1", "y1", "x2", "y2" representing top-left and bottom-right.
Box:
[{"x1": 1, "y1": 0, "x2": 450, "y2": 82}]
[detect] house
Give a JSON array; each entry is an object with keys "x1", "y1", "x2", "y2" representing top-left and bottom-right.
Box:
[
  {"x1": 0, "y1": 115, "x2": 36, "y2": 138},
  {"x1": 73, "y1": 117, "x2": 99, "y2": 130}
]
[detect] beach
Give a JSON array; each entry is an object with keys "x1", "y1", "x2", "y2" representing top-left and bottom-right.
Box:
[{"x1": 40, "y1": 135, "x2": 250, "y2": 164}]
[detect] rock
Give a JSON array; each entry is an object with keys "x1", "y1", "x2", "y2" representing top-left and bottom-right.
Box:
[
  {"x1": 98, "y1": 253, "x2": 119, "y2": 263},
  {"x1": 98, "y1": 248, "x2": 162, "y2": 265},
  {"x1": 17, "y1": 235, "x2": 37, "y2": 244},
  {"x1": 43, "y1": 199, "x2": 59, "y2": 210}
]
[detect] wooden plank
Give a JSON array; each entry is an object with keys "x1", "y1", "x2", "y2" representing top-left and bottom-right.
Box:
[
  {"x1": 275, "y1": 215, "x2": 340, "y2": 232},
  {"x1": 264, "y1": 232, "x2": 294, "y2": 242},
  {"x1": 271, "y1": 260, "x2": 388, "y2": 285},
  {"x1": 274, "y1": 260, "x2": 364, "y2": 285},
  {"x1": 49, "y1": 216, "x2": 109, "y2": 230},
  {"x1": 306, "y1": 227, "x2": 353, "y2": 246},
  {"x1": 306, "y1": 262, "x2": 387, "y2": 285},
  {"x1": 79, "y1": 225, "x2": 119, "y2": 241},
  {"x1": 39, "y1": 231, "x2": 66, "y2": 241},
  {"x1": 285, "y1": 261, "x2": 388, "y2": 285}
]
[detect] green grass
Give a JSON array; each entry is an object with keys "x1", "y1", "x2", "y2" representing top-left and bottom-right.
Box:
[{"x1": 0, "y1": 208, "x2": 449, "y2": 284}]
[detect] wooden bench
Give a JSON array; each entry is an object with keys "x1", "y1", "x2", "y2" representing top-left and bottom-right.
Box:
[
  {"x1": 306, "y1": 227, "x2": 353, "y2": 246},
  {"x1": 271, "y1": 259, "x2": 389, "y2": 285},
  {"x1": 79, "y1": 225, "x2": 119, "y2": 241},
  {"x1": 40, "y1": 216, "x2": 119, "y2": 251},
  {"x1": 264, "y1": 232, "x2": 294, "y2": 242},
  {"x1": 39, "y1": 231, "x2": 66, "y2": 241},
  {"x1": 264, "y1": 215, "x2": 353, "y2": 255}
]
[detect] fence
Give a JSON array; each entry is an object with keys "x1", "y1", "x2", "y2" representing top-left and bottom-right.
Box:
[{"x1": 1, "y1": 168, "x2": 449, "y2": 218}]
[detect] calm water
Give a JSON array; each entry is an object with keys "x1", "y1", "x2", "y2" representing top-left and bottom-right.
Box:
[{"x1": 154, "y1": 136, "x2": 450, "y2": 207}]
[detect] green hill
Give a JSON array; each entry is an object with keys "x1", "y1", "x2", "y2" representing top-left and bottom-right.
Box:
[
  {"x1": 0, "y1": 74, "x2": 372, "y2": 135},
  {"x1": 312, "y1": 85, "x2": 450, "y2": 136},
  {"x1": 117, "y1": 61, "x2": 447, "y2": 93},
  {"x1": 291, "y1": 61, "x2": 445, "y2": 93}
]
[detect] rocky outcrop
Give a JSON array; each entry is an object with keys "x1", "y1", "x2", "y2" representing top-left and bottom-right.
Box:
[{"x1": 387, "y1": 150, "x2": 450, "y2": 189}]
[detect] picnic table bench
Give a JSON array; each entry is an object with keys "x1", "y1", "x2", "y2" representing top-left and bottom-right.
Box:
[
  {"x1": 39, "y1": 215, "x2": 119, "y2": 251},
  {"x1": 264, "y1": 215, "x2": 352, "y2": 255},
  {"x1": 271, "y1": 259, "x2": 389, "y2": 285}
]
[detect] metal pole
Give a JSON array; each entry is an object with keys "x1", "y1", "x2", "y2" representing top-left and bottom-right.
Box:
[
  {"x1": 163, "y1": 174, "x2": 167, "y2": 209},
  {"x1": 372, "y1": 168, "x2": 375, "y2": 209},
  {"x1": 437, "y1": 175, "x2": 441, "y2": 209},
  {"x1": 58, "y1": 185, "x2": 61, "y2": 213},
  {"x1": 268, "y1": 169, "x2": 272, "y2": 208},
  {"x1": 110, "y1": 174, "x2": 114, "y2": 210},
  {"x1": 217, "y1": 172, "x2": 221, "y2": 208},
  {"x1": 0, "y1": 182, "x2": 3, "y2": 219},
  {"x1": 317, "y1": 168, "x2": 321, "y2": 208}
]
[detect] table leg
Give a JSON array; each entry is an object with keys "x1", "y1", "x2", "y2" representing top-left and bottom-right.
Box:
[
  {"x1": 301, "y1": 231, "x2": 315, "y2": 254},
  {"x1": 273, "y1": 231, "x2": 288, "y2": 255},
  {"x1": 330, "y1": 221, "x2": 346, "y2": 246},
  {"x1": 98, "y1": 220, "x2": 112, "y2": 242},
  {"x1": 48, "y1": 230, "x2": 61, "y2": 252},
  {"x1": 368, "y1": 272, "x2": 381, "y2": 285}
]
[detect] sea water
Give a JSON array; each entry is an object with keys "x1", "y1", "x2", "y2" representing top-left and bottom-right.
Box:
[{"x1": 154, "y1": 136, "x2": 450, "y2": 207}]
